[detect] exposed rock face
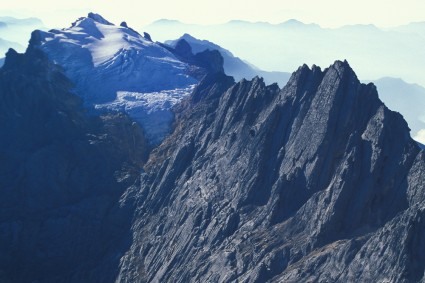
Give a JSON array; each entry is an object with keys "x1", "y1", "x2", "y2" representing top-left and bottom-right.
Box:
[
  {"x1": 117, "y1": 61, "x2": 425, "y2": 282},
  {"x1": 1, "y1": 41, "x2": 424, "y2": 282},
  {"x1": 143, "y1": 32, "x2": 153, "y2": 42},
  {"x1": 0, "y1": 48, "x2": 147, "y2": 282}
]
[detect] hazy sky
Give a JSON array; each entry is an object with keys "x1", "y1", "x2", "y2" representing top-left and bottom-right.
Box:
[{"x1": 1, "y1": 0, "x2": 424, "y2": 28}]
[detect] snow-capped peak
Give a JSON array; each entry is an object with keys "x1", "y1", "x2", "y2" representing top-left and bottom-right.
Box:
[
  {"x1": 70, "y1": 12, "x2": 114, "y2": 29},
  {"x1": 33, "y1": 13, "x2": 199, "y2": 144}
]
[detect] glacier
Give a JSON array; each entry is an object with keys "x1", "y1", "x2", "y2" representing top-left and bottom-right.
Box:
[
  {"x1": 31, "y1": 13, "x2": 198, "y2": 144},
  {"x1": 94, "y1": 85, "x2": 196, "y2": 145}
]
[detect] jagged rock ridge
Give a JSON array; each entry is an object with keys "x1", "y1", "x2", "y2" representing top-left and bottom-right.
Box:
[
  {"x1": 117, "y1": 60, "x2": 425, "y2": 282},
  {"x1": 1, "y1": 35, "x2": 424, "y2": 281}
]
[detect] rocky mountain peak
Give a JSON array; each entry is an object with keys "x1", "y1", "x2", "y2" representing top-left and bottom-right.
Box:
[
  {"x1": 173, "y1": 38, "x2": 193, "y2": 57},
  {"x1": 33, "y1": 14, "x2": 211, "y2": 145},
  {"x1": 120, "y1": 21, "x2": 143, "y2": 37},
  {"x1": 68, "y1": 13, "x2": 112, "y2": 29},
  {"x1": 116, "y1": 59, "x2": 424, "y2": 282},
  {"x1": 143, "y1": 32, "x2": 152, "y2": 41},
  {"x1": 27, "y1": 29, "x2": 41, "y2": 47},
  {"x1": 87, "y1": 12, "x2": 113, "y2": 25},
  {"x1": 2, "y1": 48, "x2": 21, "y2": 69},
  {"x1": 2, "y1": 46, "x2": 61, "y2": 79}
]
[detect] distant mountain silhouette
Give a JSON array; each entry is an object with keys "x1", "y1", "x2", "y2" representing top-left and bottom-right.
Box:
[
  {"x1": 390, "y1": 21, "x2": 425, "y2": 38},
  {"x1": 0, "y1": 39, "x2": 23, "y2": 57},
  {"x1": 0, "y1": 16, "x2": 45, "y2": 54},
  {"x1": 145, "y1": 19, "x2": 425, "y2": 87},
  {"x1": 0, "y1": 16, "x2": 42, "y2": 26}
]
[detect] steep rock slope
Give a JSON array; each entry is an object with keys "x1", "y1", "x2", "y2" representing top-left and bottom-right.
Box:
[
  {"x1": 30, "y1": 13, "x2": 217, "y2": 145},
  {"x1": 0, "y1": 47, "x2": 147, "y2": 283},
  {"x1": 118, "y1": 61, "x2": 425, "y2": 282}
]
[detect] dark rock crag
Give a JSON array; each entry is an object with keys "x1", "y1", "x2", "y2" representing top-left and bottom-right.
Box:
[
  {"x1": 117, "y1": 61, "x2": 425, "y2": 282},
  {"x1": 161, "y1": 38, "x2": 225, "y2": 80},
  {"x1": 0, "y1": 47, "x2": 148, "y2": 282}
]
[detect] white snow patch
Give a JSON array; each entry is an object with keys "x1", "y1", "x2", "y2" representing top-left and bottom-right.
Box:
[
  {"x1": 95, "y1": 85, "x2": 196, "y2": 144},
  {"x1": 89, "y1": 24, "x2": 136, "y2": 66},
  {"x1": 38, "y1": 15, "x2": 200, "y2": 144}
]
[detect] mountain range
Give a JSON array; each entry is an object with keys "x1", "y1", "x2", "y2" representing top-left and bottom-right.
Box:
[
  {"x1": 390, "y1": 21, "x2": 425, "y2": 38},
  {"x1": 145, "y1": 19, "x2": 425, "y2": 88},
  {"x1": 0, "y1": 16, "x2": 44, "y2": 55},
  {"x1": 164, "y1": 33, "x2": 425, "y2": 144},
  {"x1": 165, "y1": 34, "x2": 291, "y2": 86},
  {"x1": 1, "y1": 13, "x2": 425, "y2": 282},
  {"x1": 1, "y1": 14, "x2": 424, "y2": 143}
]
